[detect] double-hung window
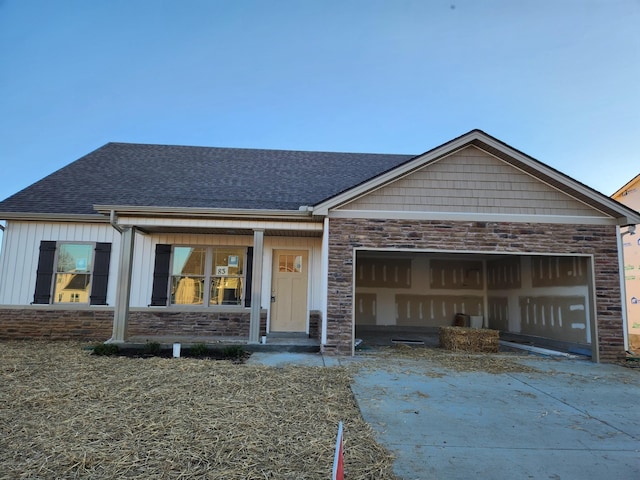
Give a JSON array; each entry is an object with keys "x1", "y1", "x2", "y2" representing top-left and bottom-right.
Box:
[
  {"x1": 54, "y1": 243, "x2": 93, "y2": 304},
  {"x1": 171, "y1": 246, "x2": 246, "y2": 306},
  {"x1": 33, "y1": 241, "x2": 112, "y2": 305}
]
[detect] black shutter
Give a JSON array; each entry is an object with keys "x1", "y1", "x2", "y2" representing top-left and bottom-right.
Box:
[
  {"x1": 89, "y1": 242, "x2": 111, "y2": 305},
  {"x1": 244, "y1": 247, "x2": 253, "y2": 307},
  {"x1": 33, "y1": 241, "x2": 57, "y2": 304},
  {"x1": 151, "y1": 244, "x2": 172, "y2": 306}
]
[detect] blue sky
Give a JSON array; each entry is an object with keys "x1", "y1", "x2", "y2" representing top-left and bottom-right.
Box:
[{"x1": 0, "y1": 0, "x2": 638, "y2": 208}]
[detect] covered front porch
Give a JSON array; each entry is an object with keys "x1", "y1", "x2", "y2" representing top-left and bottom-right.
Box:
[{"x1": 101, "y1": 206, "x2": 327, "y2": 350}]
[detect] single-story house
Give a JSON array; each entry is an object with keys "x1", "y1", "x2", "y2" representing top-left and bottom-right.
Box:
[
  {"x1": 0, "y1": 130, "x2": 638, "y2": 362},
  {"x1": 612, "y1": 174, "x2": 640, "y2": 354}
]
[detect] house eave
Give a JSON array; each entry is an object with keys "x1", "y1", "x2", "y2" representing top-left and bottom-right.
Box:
[
  {"x1": 93, "y1": 204, "x2": 316, "y2": 221},
  {"x1": 0, "y1": 212, "x2": 109, "y2": 223}
]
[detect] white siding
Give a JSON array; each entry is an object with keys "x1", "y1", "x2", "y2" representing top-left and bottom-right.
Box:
[
  {"x1": 339, "y1": 146, "x2": 606, "y2": 218},
  {"x1": 0, "y1": 222, "x2": 119, "y2": 305},
  {"x1": 0, "y1": 223, "x2": 324, "y2": 311}
]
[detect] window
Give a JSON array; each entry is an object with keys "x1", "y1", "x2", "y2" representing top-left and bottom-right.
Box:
[
  {"x1": 33, "y1": 241, "x2": 112, "y2": 305},
  {"x1": 53, "y1": 243, "x2": 93, "y2": 304},
  {"x1": 279, "y1": 254, "x2": 303, "y2": 273},
  {"x1": 170, "y1": 246, "x2": 246, "y2": 306}
]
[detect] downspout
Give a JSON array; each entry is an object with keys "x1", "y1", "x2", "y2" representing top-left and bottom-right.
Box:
[
  {"x1": 110, "y1": 210, "x2": 124, "y2": 233},
  {"x1": 618, "y1": 224, "x2": 636, "y2": 353}
]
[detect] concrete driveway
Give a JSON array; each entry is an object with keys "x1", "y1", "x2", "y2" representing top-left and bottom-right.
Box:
[{"x1": 350, "y1": 353, "x2": 640, "y2": 480}]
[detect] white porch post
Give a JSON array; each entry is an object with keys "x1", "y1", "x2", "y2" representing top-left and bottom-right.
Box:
[
  {"x1": 108, "y1": 226, "x2": 135, "y2": 343},
  {"x1": 249, "y1": 229, "x2": 264, "y2": 344},
  {"x1": 321, "y1": 217, "x2": 329, "y2": 345}
]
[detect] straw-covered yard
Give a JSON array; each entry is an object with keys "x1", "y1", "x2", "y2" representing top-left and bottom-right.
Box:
[{"x1": 0, "y1": 341, "x2": 395, "y2": 479}]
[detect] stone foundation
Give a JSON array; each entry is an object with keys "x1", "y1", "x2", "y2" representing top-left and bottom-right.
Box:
[
  {"x1": 309, "y1": 310, "x2": 321, "y2": 340},
  {"x1": 0, "y1": 307, "x2": 113, "y2": 340},
  {"x1": 128, "y1": 309, "x2": 260, "y2": 338},
  {"x1": 0, "y1": 307, "x2": 267, "y2": 341}
]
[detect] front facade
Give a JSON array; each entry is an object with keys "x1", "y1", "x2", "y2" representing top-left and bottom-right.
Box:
[{"x1": 1, "y1": 130, "x2": 638, "y2": 362}]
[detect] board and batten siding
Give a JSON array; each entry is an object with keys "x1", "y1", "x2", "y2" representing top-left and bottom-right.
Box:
[
  {"x1": 339, "y1": 146, "x2": 605, "y2": 217},
  {"x1": 0, "y1": 224, "x2": 324, "y2": 311},
  {"x1": 128, "y1": 232, "x2": 323, "y2": 310},
  {"x1": 0, "y1": 221, "x2": 119, "y2": 305}
]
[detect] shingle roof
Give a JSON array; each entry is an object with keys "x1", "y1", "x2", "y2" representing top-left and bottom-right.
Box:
[{"x1": 0, "y1": 143, "x2": 415, "y2": 215}]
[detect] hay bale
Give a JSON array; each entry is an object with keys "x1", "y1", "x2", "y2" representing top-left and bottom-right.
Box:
[{"x1": 439, "y1": 326, "x2": 499, "y2": 353}]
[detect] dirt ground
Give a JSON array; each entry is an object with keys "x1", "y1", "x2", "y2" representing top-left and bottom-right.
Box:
[{"x1": 0, "y1": 341, "x2": 395, "y2": 480}]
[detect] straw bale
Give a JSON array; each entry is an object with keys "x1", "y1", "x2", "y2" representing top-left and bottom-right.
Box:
[
  {"x1": 439, "y1": 326, "x2": 499, "y2": 353},
  {"x1": 0, "y1": 341, "x2": 397, "y2": 480}
]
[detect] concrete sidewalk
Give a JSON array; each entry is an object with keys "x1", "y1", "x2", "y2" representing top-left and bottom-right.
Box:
[
  {"x1": 248, "y1": 351, "x2": 639, "y2": 479},
  {"x1": 245, "y1": 351, "x2": 343, "y2": 367}
]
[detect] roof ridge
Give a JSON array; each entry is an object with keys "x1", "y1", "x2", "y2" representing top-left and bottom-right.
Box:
[{"x1": 102, "y1": 141, "x2": 416, "y2": 157}]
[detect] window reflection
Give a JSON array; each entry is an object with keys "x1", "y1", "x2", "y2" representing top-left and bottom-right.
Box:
[
  {"x1": 210, "y1": 277, "x2": 243, "y2": 305},
  {"x1": 170, "y1": 246, "x2": 246, "y2": 306},
  {"x1": 53, "y1": 243, "x2": 93, "y2": 304},
  {"x1": 279, "y1": 255, "x2": 302, "y2": 273}
]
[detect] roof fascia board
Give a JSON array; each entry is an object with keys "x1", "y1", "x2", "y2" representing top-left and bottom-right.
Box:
[
  {"x1": 0, "y1": 212, "x2": 109, "y2": 223},
  {"x1": 328, "y1": 209, "x2": 625, "y2": 225},
  {"x1": 94, "y1": 204, "x2": 314, "y2": 221}
]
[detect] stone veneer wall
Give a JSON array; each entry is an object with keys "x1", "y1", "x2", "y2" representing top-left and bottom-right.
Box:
[
  {"x1": 0, "y1": 308, "x2": 267, "y2": 341},
  {"x1": 128, "y1": 309, "x2": 266, "y2": 338},
  {"x1": 0, "y1": 308, "x2": 113, "y2": 340},
  {"x1": 325, "y1": 219, "x2": 624, "y2": 362},
  {"x1": 309, "y1": 310, "x2": 321, "y2": 340}
]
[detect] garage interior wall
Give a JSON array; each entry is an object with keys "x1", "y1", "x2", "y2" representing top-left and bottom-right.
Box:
[{"x1": 355, "y1": 252, "x2": 592, "y2": 346}]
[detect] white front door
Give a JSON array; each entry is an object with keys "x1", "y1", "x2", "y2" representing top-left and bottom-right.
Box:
[{"x1": 270, "y1": 250, "x2": 308, "y2": 332}]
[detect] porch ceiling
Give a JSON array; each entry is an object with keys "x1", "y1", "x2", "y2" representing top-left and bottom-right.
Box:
[{"x1": 133, "y1": 225, "x2": 323, "y2": 237}]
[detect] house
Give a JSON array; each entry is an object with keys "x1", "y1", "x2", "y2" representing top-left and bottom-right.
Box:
[
  {"x1": 612, "y1": 174, "x2": 640, "y2": 354},
  {"x1": 0, "y1": 130, "x2": 638, "y2": 362}
]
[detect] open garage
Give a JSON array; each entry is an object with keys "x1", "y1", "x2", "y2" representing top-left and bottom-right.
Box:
[{"x1": 354, "y1": 250, "x2": 595, "y2": 356}]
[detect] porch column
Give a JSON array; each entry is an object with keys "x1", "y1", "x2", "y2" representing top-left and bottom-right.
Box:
[
  {"x1": 321, "y1": 217, "x2": 329, "y2": 345},
  {"x1": 108, "y1": 226, "x2": 135, "y2": 343},
  {"x1": 249, "y1": 229, "x2": 264, "y2": 344}
]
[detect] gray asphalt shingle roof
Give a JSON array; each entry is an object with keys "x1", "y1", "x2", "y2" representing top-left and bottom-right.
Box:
[{"x1": 0, "y1": 143, "x2": 415, "y2": 215}]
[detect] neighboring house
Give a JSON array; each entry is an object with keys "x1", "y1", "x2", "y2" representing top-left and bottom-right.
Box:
[
  {"x1": 0, "y1": 130, "x2": 638, "y2": 362},
  {"x1": 612, "y1": 174, "x2": 640, "y2": 354}
]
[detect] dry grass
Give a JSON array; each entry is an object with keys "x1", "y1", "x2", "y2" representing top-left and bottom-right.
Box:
[
  {"x1": 363, "y1": 343, "x2": 541, "y2": 375},
  {"x1": 0, "y1": 341, "x2": 396, "y2": 480}
]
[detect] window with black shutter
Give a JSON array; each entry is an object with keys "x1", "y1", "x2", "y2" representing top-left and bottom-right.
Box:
[
  {"x1": 33, "y1": 241, "x2": 57, "y2": 304},
  {"x1": 150, "y1": 244, "x2": 172, "y2": 306},
  {"x1": 89, "y1": 243, "x2": 111, "y2": 305},
  {"x1": 33, "y1": 241, "x2": 112, "y2": 305}
]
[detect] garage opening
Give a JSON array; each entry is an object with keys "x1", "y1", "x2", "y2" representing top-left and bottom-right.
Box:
[{"x1": 354, "y1": 250, "x2": 595, "y2": 357}]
